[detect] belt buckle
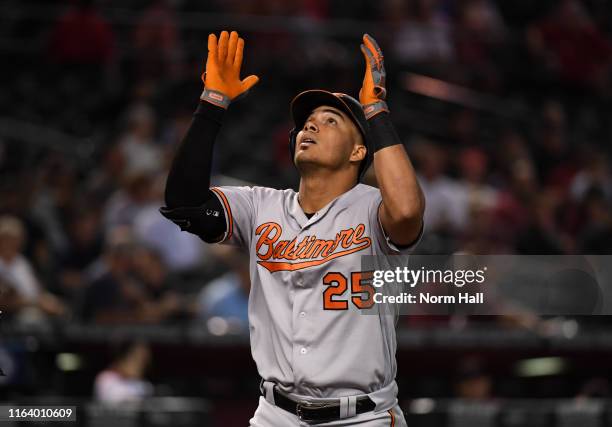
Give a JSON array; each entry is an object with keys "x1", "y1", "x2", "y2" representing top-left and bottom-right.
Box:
[{"x1": 296, "y1": 400, "x2": 332, "y2": 422}]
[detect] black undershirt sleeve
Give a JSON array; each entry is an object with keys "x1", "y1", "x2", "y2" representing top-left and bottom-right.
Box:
[
  {"x1": 164, "y1": 102, "x2": 226, "y2": 207},
  {"x1": 160, "y1": 102, "x2": 228, "y2": 242}
]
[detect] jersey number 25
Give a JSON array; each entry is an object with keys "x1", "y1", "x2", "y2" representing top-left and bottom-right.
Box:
[{"x1": 322, "y1": 272, "x2": 374, "y2": 310}]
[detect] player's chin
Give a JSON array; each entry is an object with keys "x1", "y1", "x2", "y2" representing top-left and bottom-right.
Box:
[
  {"x1": 294, "y1": 148, "x2": 317, "y2": 163},
  {"x1": 295, "y1": 152, "x2": 322, "y2": 171}
]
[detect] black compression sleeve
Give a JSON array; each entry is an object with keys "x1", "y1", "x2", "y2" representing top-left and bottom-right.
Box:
[
  {"x1": 368, "y1": 112, "x2": 402, "y2": 152},
  {"x1": 164, "y1": 102, "x2": 226, "y2": 208}
]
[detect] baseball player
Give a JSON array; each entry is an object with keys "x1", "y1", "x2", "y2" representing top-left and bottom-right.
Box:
[{"x1": 161, "y1": 30, "x2": 425, "y2": 426}]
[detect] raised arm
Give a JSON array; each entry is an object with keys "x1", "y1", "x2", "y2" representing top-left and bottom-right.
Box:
[
  {"x1": 359, "y1": 34, "x2": 425, "y2": 246},
  {"x1": 161, "y1": 30, "x2": 258, "y2": 241}
]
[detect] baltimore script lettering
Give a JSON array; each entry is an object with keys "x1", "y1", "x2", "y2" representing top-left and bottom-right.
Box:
[{"x1": 255, "y1": 222, "x2": 372, "y2": 272}]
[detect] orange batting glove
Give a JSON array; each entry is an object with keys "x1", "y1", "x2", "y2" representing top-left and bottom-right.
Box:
[
  {"x1": 200, "y1": 30, "x2": 260, "y2": 109},
  {"x1": 359, "y1": 34, "x2": 389, "y2": 119}
]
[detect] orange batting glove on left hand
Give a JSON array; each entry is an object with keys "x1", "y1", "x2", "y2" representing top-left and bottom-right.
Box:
[
  {"x1": 359, "y1": 34, "x2": 389, "y2": 119},
  {"x1": 200, "y1": 30, "x2": 260, "y2": 109}
]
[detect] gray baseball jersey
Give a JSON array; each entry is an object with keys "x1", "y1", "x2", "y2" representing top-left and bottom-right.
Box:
[{"x1": 210, "y1": 183, "x2": 419, "y2": 412}]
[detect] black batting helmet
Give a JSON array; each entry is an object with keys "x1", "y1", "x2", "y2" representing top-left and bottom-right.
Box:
[{"x1": 289, "y1": 90, "x2": 373, "y2": 179}]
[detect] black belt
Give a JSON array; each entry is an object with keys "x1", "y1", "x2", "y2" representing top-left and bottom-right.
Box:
[{"x1": 267, "y1": 386, "x2": 376, "y2": 423}]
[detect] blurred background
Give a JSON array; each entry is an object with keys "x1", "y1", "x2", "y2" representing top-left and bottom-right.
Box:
[{"x1": 1, "y1": 0, "x2": 612, "y2": 425}]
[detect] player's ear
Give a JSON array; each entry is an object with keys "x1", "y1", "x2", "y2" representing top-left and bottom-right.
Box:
[{"x1": 350, "y1": 143, "x2": 367, "y2": 163}]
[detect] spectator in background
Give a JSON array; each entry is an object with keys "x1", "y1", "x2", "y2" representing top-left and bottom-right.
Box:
[
  {"x1": 195, "y1": 247, "x2": 250, "y2": 331},
  {"x1": 412, "y1": 139, "x2": 468, "y2": 233},
  {"x1": 103, "y1": 172, "x2": 155, "y2": 230},
  {"x1": 158, "y1": 108, "x2": 194, "y2": 150},
  {"x1": 527, "y1": 0, "x2": 612, "y2": 92},
  {"x1": 133, "y1": 174, "x2": 206, "y2": 273},
  {"x1": 131, "y1": 246, "x2": 184, "y2": 322},
  {"x1": 0, "y1": 180, "x2": 51, "y2": 274},
  {"x1": 448, "y1": 147, "x2": 505, "y2": 253},
  {"x1": 454, "y1": 0, "x2": 506, "y2": 89},
  {"x1": 47, "y1": 0, "x2": 116, "y2": 128},
  {"x1": 515, "y1": 192, "x2": 568, "y2": 254},
  {"x1": 62, "y1": 207, "x2": 104, "y2": 272},
  {"x1": 81, "y1": 230, "x2": 183, "y2": 324},
  {"x1": 57, "y1": 207, "x2": 104, "y2": 300},
  {"x1": 86, "y1": 143, "x2": 126, "y2": 204},
  {"x1": 456, "y1": 147, "x2": 498, "y2": 216},
  {"x1": 0, "y1": 216, "x2": 66, "y2": 323},
  {"x1": 570, "y1": 153, "x2": 612, "y2": 202},
  {"x1": 31, "y1": 155, "x2": 78, "y2": 256},
  {"x1": 81, "y1": 228, "x2": 135, "y2": 323},
  {"x1": 94, "y1": 340, "x2": 153, "y2": 404},
  {"x1": 390, "y1": 0, "x2": 454, "y2": 66},
  {"x1": 48, "y1": 0, "x2": 115, "y2": 66},
  {"x1": 491, "y1": 131, "x2": 536, "y2": 242},
  {"x1": 533, "y1": 100, "x2": 575, "y2": 189},
  {"x1": 459, "y1": 204, "x2": 513, "y2": 253},
  {"x1": 117, "y1": 104, "x2": 163, "y2": 176},
  {"x1": 131, "y1": 0, "x2": 184, "y2": 81}
]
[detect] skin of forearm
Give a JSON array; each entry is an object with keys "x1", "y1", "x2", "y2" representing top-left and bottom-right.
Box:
[{"x1": 374, "y1": 145, "x2": 425, "y2": 244}]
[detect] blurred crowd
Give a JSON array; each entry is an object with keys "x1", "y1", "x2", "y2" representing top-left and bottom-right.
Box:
[{"x1": 0, "y1": 0, "x2": 612, "y2": 328}]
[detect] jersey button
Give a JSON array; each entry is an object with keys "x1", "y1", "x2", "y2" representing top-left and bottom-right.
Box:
[
  {"x1": 299, "y1": 312, "x2": 306, "y2": 318},
  {"x1": 300, "y1": 347, "x2": 307, "y2": 355},
  {"x1": 297, "y1": 279, "x2": 304, "y2": 286}
]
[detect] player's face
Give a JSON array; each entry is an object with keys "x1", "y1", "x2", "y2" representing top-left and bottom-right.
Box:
[{"x1": 294, "y1": 106, "x2": 365, "y2": 173}]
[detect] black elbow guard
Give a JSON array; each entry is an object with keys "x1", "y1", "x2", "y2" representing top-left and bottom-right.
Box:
[{"x1": 159, "y1": 196, "x2": 227, "y2": 243}]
